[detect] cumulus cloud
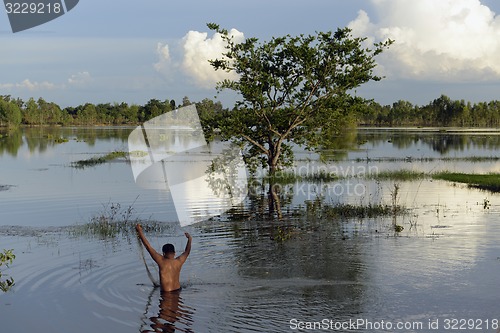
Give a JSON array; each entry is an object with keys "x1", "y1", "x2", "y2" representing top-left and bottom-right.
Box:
[
  {"x1": 154, "y1": 43, "x2": 173, "y2": 76},
  {"x1": 0, "y1": 72, "x2": 91, "y2": 91},
  {"x1": 181, "y1": 29, "x2": 244, "y2": 88},
  {"x1": 67, "y1": 71, "x2": 92, "y2": 86},
  {"x1": 348, "y1": 0, "x2": 500, "y2": 81},
  {"x1": 0, "y1": 79, "x2": 57, "y2": 91},
  {"x1": 154, "y1": 28, "x2": 245, "y2": 88}
]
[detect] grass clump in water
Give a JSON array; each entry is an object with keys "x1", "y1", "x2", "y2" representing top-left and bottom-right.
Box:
[
  {"x1": 71, "y1": 201, "x2": 169, "y2": 240},
  {"x1": 263, "y1": 170, "x2": 338, "y2": 184},
  {"x1": 365, "y1": 169, "x2": 426, "y2": 181},
  {"x1": 432, "y1": 172, "x2": 500, "y2": 192},
  {"x1": 72, "y1": 151, "x2": 127, "y2": 168},
  {"x1": 305, "y1": 197, "x2": 406, "y2": 220}
]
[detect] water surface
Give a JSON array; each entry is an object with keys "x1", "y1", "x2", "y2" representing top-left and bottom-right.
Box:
[{"x1": 1, "y1": 127, "x2": 499, "y2": 332}]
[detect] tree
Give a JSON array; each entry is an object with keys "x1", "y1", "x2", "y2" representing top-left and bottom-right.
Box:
[
  {"x1": 0, "y1": 98, "x2": 22, "y2": 128},
  {"x1": 77, "y1": 103, "x2": 98, "y2": 125},
  {"x1": 206, "y1": 23, "x2": 392, "y2": 175},
  {"x1": 22, "y1": 97, "x2": 39, "y2": 125}
]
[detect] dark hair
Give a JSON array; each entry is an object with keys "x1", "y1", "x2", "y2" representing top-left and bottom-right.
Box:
[{"x1": 162, "y1": 243, "x2": 175, "y2": 254}]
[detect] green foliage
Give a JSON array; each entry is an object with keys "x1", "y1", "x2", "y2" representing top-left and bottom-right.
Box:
[
  {"x1": 358, "y1": 94, "x2": 500, "y2": 127},
  {"x1": 0, "y1": 96, "x2": 22, "y2": 128},
  {"x1": 206, "y1": 23, "x2": 392, "y2": 175},
  {"x1": 0, "y1": 249, "x2": 15, "y2": 292}
]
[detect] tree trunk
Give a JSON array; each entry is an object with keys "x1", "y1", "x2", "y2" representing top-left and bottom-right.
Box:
[{"x1": 267, "y1": 182, "x2": 283, "y2": 220}]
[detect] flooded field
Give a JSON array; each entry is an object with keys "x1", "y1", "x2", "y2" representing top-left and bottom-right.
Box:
[{"x1": 1, "y1": 127, "x2": 499, "y2": 332}]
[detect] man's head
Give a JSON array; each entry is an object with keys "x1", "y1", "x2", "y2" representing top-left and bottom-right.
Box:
[{"x1": 162, "y1": 243, "x2": 175, "y2": 257}]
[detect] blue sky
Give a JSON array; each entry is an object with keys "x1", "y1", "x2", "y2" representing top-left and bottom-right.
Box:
[{"x1": 1, "y1": 0, "x2": 500, "y2": 108}]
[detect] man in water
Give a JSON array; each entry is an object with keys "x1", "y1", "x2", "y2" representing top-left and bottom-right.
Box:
[{"x1": 136, "y1": 224, "x2": 192, "y2": 292}]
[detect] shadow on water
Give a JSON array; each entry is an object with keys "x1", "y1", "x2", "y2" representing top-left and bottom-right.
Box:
[{"x1": 140, "y1": 287, "x2": 195, "y2": 333}]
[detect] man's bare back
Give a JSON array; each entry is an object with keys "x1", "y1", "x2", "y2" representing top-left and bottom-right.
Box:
[{"x1": 136, "y1": 224, "x2": 192, "y2": 292}]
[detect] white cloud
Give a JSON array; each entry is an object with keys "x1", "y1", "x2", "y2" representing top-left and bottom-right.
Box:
[
  {"x1": 0, "y1": 72, "x2": 92, "y2": 92},
  {"x1": 154, "y1": 29, "x2": 245, "y2": 88},
  {"x1": 68, "y1": 71, "x2": 92, "y2": 86},
  {"x1": 154, "y1": 42, "x2": 173, "y2": 76},
  {"x1": 348, "y1": 0, "x2": 500, "y2": 81},
  {"x1": 0, "y1": 79, "x2": 57, "y2": 91}
]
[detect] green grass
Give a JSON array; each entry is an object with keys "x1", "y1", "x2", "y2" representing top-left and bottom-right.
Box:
[
  {"x1": 305, "y1": 198, "x2": 406, "y2": 220},
  {"x1": 432, "y1": 172, "x2": 500, "y2": 192},
  {"x1": 262, "y1": 170, "x2": 338, "y2": 184},
  {"x1": 72, "y1": 151, "x2": 127, "y2": 168},
  {"x1": 70, "y1": 202, "x2": 169, "y2": 240},
  {"x1": 365, "y1": 169, "x2": 426, "y2": 181}
]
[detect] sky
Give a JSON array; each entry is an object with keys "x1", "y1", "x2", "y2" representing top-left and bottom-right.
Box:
[{"x1": 1, "y1": 0, "x2": 500, "y2": 108}]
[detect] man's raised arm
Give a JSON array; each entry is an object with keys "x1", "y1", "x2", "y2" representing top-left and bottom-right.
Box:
[
  {"x1": 177, "y1": 232, "x2": 192, "y2": 263},
  {"x1": 136, "y1": 224, "x2": 163, "y2": 264}
]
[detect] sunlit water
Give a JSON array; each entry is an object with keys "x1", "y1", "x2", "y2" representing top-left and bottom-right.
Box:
[{"x1": 1, "y1": 127, "x2": 500, "y2": 332}]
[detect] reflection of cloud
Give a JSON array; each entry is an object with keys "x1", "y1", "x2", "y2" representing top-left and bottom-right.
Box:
[
  {"x1": 154, "y1": 28, "x2": 245, "y2": 88},
  {"x1": 349, "y1": 0, "x2": 500, "y2": 81}
]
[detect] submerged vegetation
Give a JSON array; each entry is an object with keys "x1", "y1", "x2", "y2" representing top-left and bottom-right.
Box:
[
  {"x1": 71, "y1": 201, "x2": 170, "y2": 240},
  {"x1": 71, "y1": 151, "x2": 127, "y2": 168},
  {"x1": 364, "y1": 169, "x2": 426, "y2": 181},
  {"x1": 305, "y1": 200, "x2": 406, "y2": 220},
  {"x1": 263, "y1": 170, "x2": 339, "y2": 184},
  {"x1": 0, "y1": 249, "x2": 15, "y2": 292},
  {"x1": 432, "y1": 172, "x2": 500, "y2": 192}
]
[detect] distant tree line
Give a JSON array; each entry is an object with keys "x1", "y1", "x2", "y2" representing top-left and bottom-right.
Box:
[
  {"x1": 1, "y1": 93, "x2": 500, "y2": 129},
  {"x1": 0, "y1": 95, "x2": 224, "y2": 128},
  {"x1": 358, "y1": 94, "x2": 500, "y2": 127}
]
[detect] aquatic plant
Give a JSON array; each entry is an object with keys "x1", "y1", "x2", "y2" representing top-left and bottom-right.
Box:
[
  {"x1": 365, "y1": 169, "x2": 426, "y2": 181},
  {"x1": 393, "y1": 224, "x2": 404, "y2": 232},
  {"x1": 483, "y1": 198, "x2": 491, "y2": 210},
  {"x1": 46, "y1": 133, "x2": 68, "y2": 144},
  {"x1": 432, "y1": 172, "x2": 500, "y2": 192},
  {"x1": 273, "y1": 225, "x2": 294, "y2": 242},
  {"x1": 0, "y1": 249, "x2": 15, "y2": 292},
  {"x1": 71, "y1": 150, "x2": 128, "y2": 168},
  {"x1": 262, "y1": 170, "x2": 338, "y2": 184},
  {"x1": 71, "y1": 201, "x2": 169, "y2": 240},
  {"x1": 305, "y1": 197, "x2": 406, "y2": 220}
]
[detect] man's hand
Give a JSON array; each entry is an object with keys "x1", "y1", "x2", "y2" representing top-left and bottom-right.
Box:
[{"x1": 184, "y1": 232, "x2": 192, "y2": 239}]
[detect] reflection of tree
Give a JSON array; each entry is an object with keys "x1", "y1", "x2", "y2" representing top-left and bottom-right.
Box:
[
  {"x1": 229, "y1": 217, "x2": 366, "y2": 317},
  {"x1": 421, "y1": 135, "x2": 468, "y2": 154},
  {"x1": 205, "y1": 146, "x2": 246, "y2": 200},
  {"x1": 357, "y1": 130, "x2": 500, "y2": 155},
  {"x1": 316, "y1": 126, "x2": 358, "y2": 161},
  {"x1": 0, "y1": 128, "x2": 22, "y2": 157},
  {"x1": 0, "y1": 127, "x2": 134, "y2": 156}
]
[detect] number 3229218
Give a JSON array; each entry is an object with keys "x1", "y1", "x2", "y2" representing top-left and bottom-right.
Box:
[{"x1": 5, "y1": 2, "x2": 62, "y2": 14}]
